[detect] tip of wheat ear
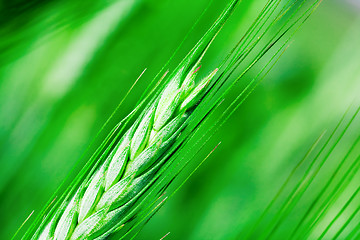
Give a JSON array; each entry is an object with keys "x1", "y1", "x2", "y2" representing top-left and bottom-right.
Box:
[{"x1": 37, "y1": 66, "x2": 218, "y2": 240}]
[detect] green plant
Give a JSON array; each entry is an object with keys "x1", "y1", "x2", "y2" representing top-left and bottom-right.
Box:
[
  {"x1": 37, "y1": 48, "x2": 219, "y2": 240},
  {"x1": 12, "y1": 0, "x2": 323, "y2": 239},
  {"x1": 27, "y1": 2, "x2": 237, "y2": 239},
  {"x1": 242, "y1": 105, "x2": 360, "y2": 240}
]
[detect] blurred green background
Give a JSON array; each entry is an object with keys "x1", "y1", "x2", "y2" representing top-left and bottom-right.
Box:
[{"x1": 0, "y1": 0, "x2": 360, "y2": 239}]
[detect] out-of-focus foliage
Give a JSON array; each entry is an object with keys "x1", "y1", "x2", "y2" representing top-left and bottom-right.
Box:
[{"x1": 0, "y1": 0, "x2": 359, "y2": 239}]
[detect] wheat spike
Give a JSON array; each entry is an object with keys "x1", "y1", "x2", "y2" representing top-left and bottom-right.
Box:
[{"x1": 36, "y1": 65, "x2": 218, "y2": 240}]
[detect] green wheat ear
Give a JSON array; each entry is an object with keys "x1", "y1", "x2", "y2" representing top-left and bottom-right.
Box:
[
  {"x1": 30, "y1": 1, "x2": 239, "y2": 239},
  {"x1": 36, "y1": 61, "x2": 219, "y2": 240},
  {"x1": 19, "y1": 0, "x2": 321, "y2": 238}
]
